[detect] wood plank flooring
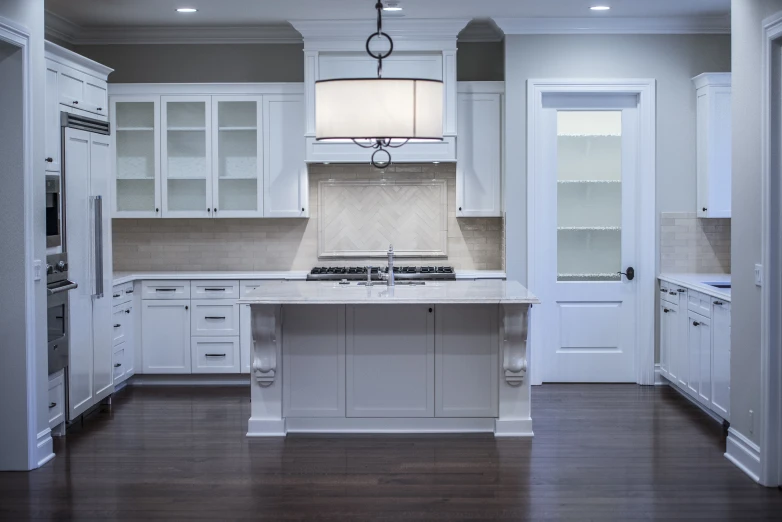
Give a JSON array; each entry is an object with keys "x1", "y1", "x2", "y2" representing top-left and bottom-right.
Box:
[{"x1": 1, "y1": 384, "x2": 781, "y2": 521}]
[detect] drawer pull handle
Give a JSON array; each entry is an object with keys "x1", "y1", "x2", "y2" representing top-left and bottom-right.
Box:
[
  {"x1": 204, "y1": 288, "x2": 226, "y2": 291},
  {"x1": 714, "y1": 301, "x2": 724, "y2": 306},
  {"x1": 677, "y1": 289, "x2": 686, "y2": 293},
  {"x1": 693, "y1": 321, "x2": 700, "y2": 327},
  {"x1": 205, "y1": 353, "x2": 226, "y2": 358},
  {"x1": 669, "y1": 292, "x2": 677, "y2": 295},
  {"x1": 155, "y1": 288, "x2": 176, "y2": 292},
  {"x1": 49, "y1": 402, "x2": 56, "y2": 409},
  {"x1": 114, "y1": 324, "x2": 121, "y2": 328},
  {"x1": 114, "y1": 363, "x2": 121, "y2": 368},
  {"x1": 126, "y1": 289, "x2": 134, "y2": 294},
  {"x1": 659, "y1": 288, "x2": 666, "y2": 292},
  {"x1": 204, "y1": 316, "x2": 226, "y2": 320},
  {"x1": 113, "y1": 294, "x2": 121, "y2": 298},
  {"x1": 663, "y1": 308, "x2": 670, "y2": 313}
]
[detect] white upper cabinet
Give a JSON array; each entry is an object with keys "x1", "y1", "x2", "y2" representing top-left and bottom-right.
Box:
[
  {"x1": 112, "y1": 96, "x2": 161, "y2": 217},
  {"x1": 456, "y1": 83, "x2": 503, "y2": 217},
  {"x1": 213, "y1": 96, "x2": 264, "y2": 217},
  {"x1": 45, "y1": 42, "x2": 111, "y2": 119},
  {"x1": 45, "y1": 61, "x2": 61, "y2": 172},
  {"x1": 693, "y1": 73, "x2": 731, "y2": 218},
  {"x1": 110, "y1": 84, "x2": 306, "y2": 219},
  {"x1": 161, "y1": 96, "x2": 213, "y2": 218},
  {"x1": 263, "y1": 95, "x2": 308, "y2": 217}
]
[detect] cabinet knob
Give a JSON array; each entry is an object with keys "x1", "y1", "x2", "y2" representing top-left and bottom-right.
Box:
[
  {"x1": 663, "y1": 308, "x2": 669, "y2": 313},
  {"x1": 702, "y1": 207, "x2": 708, "y2": 212},
  {"x1": 692, "y1": 321, "x2": 700, "y2": 326},
  {"x1": 114, "y1": 363, "x2": 121, "y2": 368},
  {"x1": 213, "y1": 208, "x2": 217, "y2": 213},
  {"x1": 125, "y1": 309, "x2": 131, "y2": 314},
  {"x1": 155, "y1": 208, "x2": 159, "y2": 213},
  {"x1": 302, "y1": 207, "x2": 305, "y2": 212},
  {"x1": 73, "y1": 100, "x2": 78, "y2": 105},
  {"x1": 49, "y1": 402, "x2": 56, "y2": 409},
  {"x1": 45, "y1": 157, "x2": 53, "y2": 163},
  {"x1": 185, "y1": 305, "x2": 189, "y2": 310},
  {"x1": 458, "y1": 207, "x2": 462, "y2": 211},
  {"x1": 97, "y1": 107, "x2": 103, "y2": 111},
  {"x1": 429, "y1": 308, "x2": 433, "y2": 313}
]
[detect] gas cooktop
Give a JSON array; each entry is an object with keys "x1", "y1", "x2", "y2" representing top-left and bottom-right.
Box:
[{"x1": 307, "y1": 266, "x2": 455, "y2": 281}]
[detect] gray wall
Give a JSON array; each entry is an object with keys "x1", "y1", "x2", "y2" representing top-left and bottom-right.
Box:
[
  {"x1": 72, "y1": 41, "x2": 502, "y2": 83},
  {"x1": 503, "y1": 34, "x2": 731, "y2": 285},
  {"x1": 730, "y1": 0, "x2": 782, "y2": 448},
  {"x1": 0, "y1": 0, "x2": 49, "y2": 470}
]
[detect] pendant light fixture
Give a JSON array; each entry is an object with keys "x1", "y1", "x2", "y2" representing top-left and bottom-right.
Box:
[{"x1": 314, "y1": 1, "x2": 444, "y2": 169}]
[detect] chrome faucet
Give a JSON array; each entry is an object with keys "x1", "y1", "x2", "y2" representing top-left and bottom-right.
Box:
[{"x1": 385, "y1": 244, "x2": 395, "y2": 287}]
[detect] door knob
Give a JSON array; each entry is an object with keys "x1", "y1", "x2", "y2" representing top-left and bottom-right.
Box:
[{"x1": 618, "y1": 267, "x2": 635, "y2": 281}]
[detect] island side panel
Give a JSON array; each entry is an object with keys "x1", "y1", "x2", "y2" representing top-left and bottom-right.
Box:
[
  {"x1": 246, "y1": 303, "x2": 285, "y2": 436},
  {"x1": 495, "y1": 303, "x2": 533, "y2": 436}
]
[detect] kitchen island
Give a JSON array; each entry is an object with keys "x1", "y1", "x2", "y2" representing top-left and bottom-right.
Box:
[{"x1": 238, "y1": 280, "x2": 539, "y2": 436}]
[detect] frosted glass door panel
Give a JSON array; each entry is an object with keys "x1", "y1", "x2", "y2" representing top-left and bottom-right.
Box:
[
  {"x1": 214, "y1": 98, "x2": 262, "y2": 215},
  {"x1": 114, "y1": 99, "x2": 159, "y2": 215},
  {"x1": 557, "y1": 111, "x2": 622, "y2": 281}
]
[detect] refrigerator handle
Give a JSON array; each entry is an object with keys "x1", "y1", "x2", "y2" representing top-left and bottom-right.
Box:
[{"x1": 93, "y1": 195, "x2": 103, "y2": 298}]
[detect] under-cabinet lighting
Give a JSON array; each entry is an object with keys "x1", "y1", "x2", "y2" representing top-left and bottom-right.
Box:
[
  {"x1": 176, "y1": 8, "x2": 198, "y2": 13},
  {"x1": 590, "y1": 6, "x2": 611, "y2": 11}
]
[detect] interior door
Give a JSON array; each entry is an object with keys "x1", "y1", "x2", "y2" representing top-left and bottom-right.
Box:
[{"x1": 533, "y1": 94, "x2": 640, "y2": 382}]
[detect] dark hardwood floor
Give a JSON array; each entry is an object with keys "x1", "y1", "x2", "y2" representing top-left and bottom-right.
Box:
[{"x1": 2, "y1": 384, "x2": 781, "y2": 521}]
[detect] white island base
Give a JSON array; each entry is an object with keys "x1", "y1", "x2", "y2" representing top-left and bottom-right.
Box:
[{"x1": 238, "y1": 280, "x2": 539, "y2": 437}]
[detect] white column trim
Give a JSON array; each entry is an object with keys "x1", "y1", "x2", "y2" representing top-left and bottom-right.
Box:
[
  {"x1": 725, "y1": 427, "x2": 762, "y2": 483},
  {"x1": 525, "y1": 79, "x2": 657, "y2": 386},
  {"x1": 759, "y1": 10, "x2": 782, "y2": 488}
]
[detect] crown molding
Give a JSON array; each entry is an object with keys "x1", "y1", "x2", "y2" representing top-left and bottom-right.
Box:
[
  {"x1": 494, "y1": 16, "x2": 730, "y2": 35},
  {"x1": 291, "y1": 18, "x2": 470, "y2": 41},
  {"x1": 45, "y1": 40, "x2": 113, "y2": 78},
  {"x1": 45, "y1": 10, "x2": 81, "y2": 43},
  {"x1": 458, "y1": 19, "x2": 504, "y2": 43}
]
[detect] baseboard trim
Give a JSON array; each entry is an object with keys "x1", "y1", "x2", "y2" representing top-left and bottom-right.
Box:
[
  {"x1": 131, "y1": 374, "x2": 251, "y2": 386},
  {"x1": 247, "y1": 418, "x2": 286, "y2": 437},
  {"x1": 285, "y1": 417, "x2": 497, "y2": 435},
  {"x1": 36, "y1": 428, "x2": 54, "y2": 468},
  {"x1": 655, "y1": 364, "x2": 666, "y2": 385},
  {"x1": 494, "y1": 418, "x2": 534, "y2": 437},
  {"x1": 725, "y1": 428, "x2": 761, "y2": 483},
  {"x1": 662, "y1": 376, "x2": 725, "y2": 424}
]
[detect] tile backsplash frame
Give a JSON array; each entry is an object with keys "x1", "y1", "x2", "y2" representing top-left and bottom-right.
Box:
[{"x1": 659, "y1": 212, "x2": 730, "y2": 274}]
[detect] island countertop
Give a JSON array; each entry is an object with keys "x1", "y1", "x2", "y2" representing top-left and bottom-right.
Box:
[{"x1": 238, "y1": 279, "x2": 539, "y2": 305}]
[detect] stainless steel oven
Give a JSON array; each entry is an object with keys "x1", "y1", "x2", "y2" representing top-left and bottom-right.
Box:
[
  {"x1": 47, "y1": 252, "x2": 76, "y2": 375},
  {"x1": 46, "y1": 174, "x2": 64, "y2": 248}
]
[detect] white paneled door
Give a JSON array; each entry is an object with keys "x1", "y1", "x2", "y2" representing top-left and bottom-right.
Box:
[{"x1": 531, "y1": 92, "x2": 644, "y2": 383}]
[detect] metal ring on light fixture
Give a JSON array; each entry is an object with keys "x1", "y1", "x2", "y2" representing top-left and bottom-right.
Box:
[
  {"x1": 365, "y1": 32, "x2": 393, "y2": 61},
  {"x1": 370, "y1": 148, "x2": 392, "y2": 169}
]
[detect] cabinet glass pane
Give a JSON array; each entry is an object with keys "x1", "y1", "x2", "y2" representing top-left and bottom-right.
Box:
[
  {"x1": 116, "y1": 102, "x2": 156, "y2": 212},
  {"x1": 557, "y1": 111, "x2": 622, "y2": 282},
  {"x1": 167, "y1": 101, "x2": 207, "y2": 211},
  {"x1": 217, "y1": 101, "x2": 258, "y2": 212}
]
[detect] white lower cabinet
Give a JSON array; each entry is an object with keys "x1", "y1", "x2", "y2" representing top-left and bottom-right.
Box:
[
  {"x1": 711, "y1": 301, "x2": 731, "y2": 420},
  {"x1": 283, "y1": 305, "x2": 346, "y2": 417},
  {"x1": 191, "y1": 337, "x2": 240, "y2": 373},
  {"x1": 191, "y1": 300, "x2": 239, "y2": 337},
  {"x1": 346, "y1": 304, "x2": 434, "y2": 418},
  {"x1": 435, "y1": 305, "x2": 498, "y2": 417},
  {"x1": 48, "y1": 370, "x2": 66, "y2": 429},
  {"x1": 142, "y1": 299, "x2": 191, "y2": 373},
  {"x1": 687, "y1": 310, "x2": 712, "y2": 406},
  {"x1": 113, "y1": 343, "x2": 127, "y2": 383}
]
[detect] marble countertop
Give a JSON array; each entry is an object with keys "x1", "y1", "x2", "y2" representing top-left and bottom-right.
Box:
[
  {"x1": 238, "y1": 279, "x2": 539, "y2": 305},
  {"x1": 112, "y1": 270, "x2": 507, "y2": 286},
  {"x1": 658, "y1": 273, "x2": 731, "y2": 302}
]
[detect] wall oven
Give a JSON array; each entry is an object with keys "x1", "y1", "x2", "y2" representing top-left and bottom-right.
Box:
[
  {"x1": 47, "y1": 253, "x2": 76, "y2": 375},
  {"x1": 46, "y1": 174, "x2": 64, "y2": 248}
]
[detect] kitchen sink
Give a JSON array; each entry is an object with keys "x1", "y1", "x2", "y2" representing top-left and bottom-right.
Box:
[{"x1": 703, "y1": 282, "x2": 731, "y2": 289}]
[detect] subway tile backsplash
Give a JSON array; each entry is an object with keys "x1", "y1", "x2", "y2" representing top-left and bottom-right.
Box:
[
  {"x1": 113, "y1": 163, "x2": 505, "y2": 272},
  {"x1": 660, "y1": 212, "x2": 730, "y2": 274}
]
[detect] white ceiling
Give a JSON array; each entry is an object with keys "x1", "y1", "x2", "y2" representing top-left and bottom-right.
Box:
[{"x1": 46, "y1": 0, "x2": 730, "y2": 28}]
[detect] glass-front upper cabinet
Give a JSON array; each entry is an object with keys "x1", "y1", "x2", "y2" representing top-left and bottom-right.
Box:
[
  {"x1": 211, "y1": 96, "x2": 263, "y2": 217},
  {"x1": 161, "y1": 96, "x2": 212, "y2": 218},
  {"x1": 112, "y1": 96, "x2": 161, "y2": 217}
]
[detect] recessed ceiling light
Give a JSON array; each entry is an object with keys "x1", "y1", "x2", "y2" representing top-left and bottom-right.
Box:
[
  {"x1": 590, "y1": 6, "x2": 611, "y2": 11},
  {"x1": 176, "y1": 8, "x2": 198, "y2": 13},
  {"x1": 383, "y1": 2, "x2": 403, "y2": 11}
]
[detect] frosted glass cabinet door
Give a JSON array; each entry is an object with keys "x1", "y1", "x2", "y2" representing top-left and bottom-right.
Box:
[
  {"x1": 161, "y1": 96, "x2": 212, "y2": 218},
  {"x1": 112, "y1": 96, "x2": 161, "y2": 217},
  {"x1": 211, "y1": 96, "x2": 263, "y2": 217}
]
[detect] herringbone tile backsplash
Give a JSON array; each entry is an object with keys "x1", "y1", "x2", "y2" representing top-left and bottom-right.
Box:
[{"x1": 113, "y1": 163, "x2": 505, "y2": 272}]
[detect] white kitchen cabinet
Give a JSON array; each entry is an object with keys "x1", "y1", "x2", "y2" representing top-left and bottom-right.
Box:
[
  {"x1": 693, "y1": 73, "x2": 731, "y2": 218},
  {"x1": 711, "y1": 299, "x2": 731, "y2": 420},
  {"x1": 659, "y1": 301, "x2": 674, "y2": 379},
  {"x1": 161, "y1": 96, "x2": 213, "y2": 218},
  {"x1": 113, "y1": 343, "x2": 127, "y2": 383},
  {"x1": 46, "y1": 42, "x2": 110, "y2": 119},
  {"x1": 346, "y1": 304, "x2": 434, "y2": 417},
  {"x1": 687, "y1": 310, "x2": 712, "y2": 407},
  {"x1": 212, "y1": 96, "x2": 264, "y2": 217},
  {"x1": 191, "y1": 337, "x2": 240, "y2": 373},
  {"x1": 434, "y1": 305, "x2": 498, "y2": 417},
  {"x1": 263, "y1": 94, "x2": 308, "y2": 217},
  {"x1": 456, "y1": 84, "x2": 503, "y2": 217},
  {"x1": 112, "y1": 96, "x2": 161, "y2": 217},
  {"x1": 283, "y1": 305, "x2": 346, "y2": 417},
  {"x1": 191, "y1": 300, "x2": 239, "y2": 337},
  {"x1": 111, "y1": 283, "x2": 136, "y2": 386},
  {"x1": 48, "y1": 370, "x2": 65, "y2": 430},
  {"x1": 141, "y1": 299, "x2": 191, "y2": 373},
  {"x1": 45, "y1": 61, "x2": 61, "y2": 172}
]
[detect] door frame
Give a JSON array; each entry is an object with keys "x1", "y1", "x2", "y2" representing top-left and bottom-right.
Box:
[
  {"x1": 760, "y1": 11, "x2": 782, "y2": 488},
  {"x1": 526, "y1": 79, "x2": 657, "y2": 386}
]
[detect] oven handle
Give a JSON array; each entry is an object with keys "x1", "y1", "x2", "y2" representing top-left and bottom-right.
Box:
[{"x1": 47, "y1": 281, "x2": 78, "y2": 296}]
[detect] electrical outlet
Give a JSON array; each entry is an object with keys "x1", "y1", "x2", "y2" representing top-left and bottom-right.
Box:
[
  {"x1": 749, "y1": 409, "x2": 754, "y2": 435},
  {"x1": 755, "y1": 264, "x2": 762, "y2": 286},
  {"x1": 33, "y1": 259, "x2": 41, "y2": 281}
]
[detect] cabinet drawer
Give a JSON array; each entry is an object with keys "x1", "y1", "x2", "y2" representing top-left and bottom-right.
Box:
[
  {"x1": 141, "y1": 280, "x2": 190, "y2": 300},
  {"x1": 240, "y1": 280, "x2": 262, "y2": 297},
  {"x1": 48, "y1": 371, "x2": 65, "y2": 429},
  {"x1": 113, "y1": 343, "x2": 127, "y2": 382},
  {"x1": 688, "y1": 290, "x2": 711, "y2": 318},
  {"x1": 191, "y1": 280, "x2": 239, "y2": 300},
  {"x1": 191, "y1": 300, "x2": 239, "y2": 336},
  {"x1": 659, "y1": 281, "x2": 685, "y2": 304},
  {"x1": 112, "y1": 304, "x2": 129, "y2": 346},
  {"x1": 191, "y1": 337, "x2": 240, "y2": 373},
  {"x1": 112, "y1": 282, "x2": 134, "y2": 306}
]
